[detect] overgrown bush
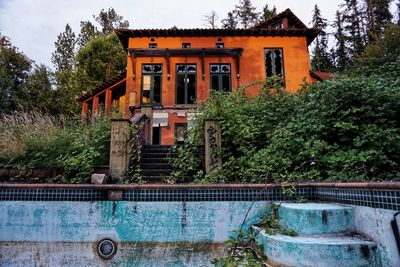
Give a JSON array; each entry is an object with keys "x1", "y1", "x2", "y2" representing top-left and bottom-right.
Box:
[
  {"x1": 170, "y1": 68, "x2": 400, "y2": 183},
  {"x1": 0, "y1": 111, "x2": 111, "y2": 183}
]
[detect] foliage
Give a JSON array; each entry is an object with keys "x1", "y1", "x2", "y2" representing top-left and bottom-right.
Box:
[
  {"x1": 261, "y1": 4, "x2": 277, "y2": 21},
  {"x1": 311, "y1": 4, "x2": 334, "y2": 71},
  {"x1": 0, "y1": 110, "x2": 111, "y2": 183},
  {"x1": 51, "y1": 24, "x2": 76, "y2": 72},
  {"x1": 0, "y1": 33, "x2": 32, "y2": 113},
  {"x1": 233, "y1": 0, "x2": 259, "y2": 29},
  {"x1": 221, "y1": 11, "x2": 239, "y2": 29},
  {"x1": 169, "y1": 65, "x2": 400, "y2": 183},
  {"x1": 95, "y1": 8, "x2": 130, "y2": 35}
]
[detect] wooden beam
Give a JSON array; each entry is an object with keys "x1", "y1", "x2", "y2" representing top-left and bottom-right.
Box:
[
  {"x1": 105, "y1": 89, "x2": 112, "y2": 116},
  {"x1": 82, "y1": 102, "x2": 88, "y2": 122},
  {"x1": 92, "y1": 96, "x2": 99, "y2": 120}
]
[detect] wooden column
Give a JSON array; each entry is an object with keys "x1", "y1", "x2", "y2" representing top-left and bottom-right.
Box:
[
  {"x1": 109, "y1": 119, "x2": 131, "y2": 182},
  {"x1": 204, "y1": 120, "x2": 222, "y2": 174},
  {"x1": 92, "y1": 96, "x2": 99, "y2": 120},
  {"x1": 141, "y1": 106, "x2": 153, "y2": 144},
  {"x1": 105, "y1": 89, "x2": 112, "y2": 116},
  {"x1": 81, "y1": 102, "x2": 88, "y2": 122}
]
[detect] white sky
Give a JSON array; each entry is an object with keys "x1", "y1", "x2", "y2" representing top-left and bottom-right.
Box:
[{"x1": 0, "y1": 0, "x2": 348, "y2": 69}]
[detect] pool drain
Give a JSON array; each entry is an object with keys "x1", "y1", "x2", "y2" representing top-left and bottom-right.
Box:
[{"x1": 97, "y1": 239, "x2": 117, "y2": 259}]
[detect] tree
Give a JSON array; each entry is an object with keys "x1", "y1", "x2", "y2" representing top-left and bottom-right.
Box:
[
  {"x1": 0, "y1": 33, "x2": 32, "y2": 113},
  {"x1": 203, "y1": 11, "x2": 219, "y2": 29},
  {"x1": 234, "y1": 0, "x2": 259, "y2": 29},
  {"x1": 333, "y1": 10, "x2": 349, "y2": 70},
  {"x1": 397, "y1": 0, "x2": 400, "y2": 24},
  {"x1": 311, "y1": 4, "x2": 334, "y2": 71},
  {"x1": 77, "y1": 21, "x2": 99, "y2": 48},
  {"x1": 51, "y1": 24, "x2": 76, "y2": 72},
  {"x1": 95, "y1": 8, "x2": 129, "y2": 35},
  {"x1": 75, "y1": 33, "x2": 126, "y2": 93},
  {"x1": 357, "y1": 23, "x2": 400, "y2": 66},
  {"x1": 22, "y1": 65, "x2": 56, "y2": 113},
  {"x1": 342, "y1": 0, "x2": 366, "y2": 58},
  {"x1": 221, "y1": 11, "x2": 238, "y2": 29},
  {"x1": 261, "y1": 4, "x2": 277, "y2": 21},
  {"x1": 364, "y1": 0, "x2": 393, "y2": 40}
]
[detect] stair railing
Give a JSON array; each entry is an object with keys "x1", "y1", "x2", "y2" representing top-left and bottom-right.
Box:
[{"x1": 126, "y1": 114, "x2": 150, "y2": 182}]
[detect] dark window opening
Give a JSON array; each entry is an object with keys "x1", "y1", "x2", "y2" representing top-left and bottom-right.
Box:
[
  {"x1": 216, "y1": 43, "x2": 224, "y2": 48},
  {"x1": 182, "y1": 43, "x2": 191, "y2": 48},
  {"x1": 141, "y1": 64, "x2": 162, "y2": 105},
  {"x1": 264, "y1": 48, "x2": 284, "y2": 79},
  {"x1": 175, "y1": 123, "x2": 187, "y2": 144},
  {"x1": 210, "y1": 64, "x2": 231, "y2": 92},
  {"x1": 149, "y1": 43, "x2": 157, "y2": 48},
  {"x1": 176, "y1": 64, "x2": 197, "y2": 104}
]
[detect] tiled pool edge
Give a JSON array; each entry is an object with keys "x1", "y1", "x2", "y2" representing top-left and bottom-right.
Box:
[{"x1": 1, "y1": 182, "x2": 400, "y2": 211}]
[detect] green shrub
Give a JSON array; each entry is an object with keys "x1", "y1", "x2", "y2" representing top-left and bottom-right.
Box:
[{"x1": 170, "y1": 70, "x2": 400, "y2": 183}]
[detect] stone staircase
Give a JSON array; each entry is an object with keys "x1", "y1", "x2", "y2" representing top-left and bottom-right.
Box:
[
  {"x1": 140, "y1": 145, "x2": 172, "y2": 182},
  {"x1": 255, "y1": 203, "x2": 381, "y2": 266}
]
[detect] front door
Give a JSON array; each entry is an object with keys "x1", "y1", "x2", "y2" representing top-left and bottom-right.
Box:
[{"x1": 176, "y1": 64, "x2": 196, "y2": 104}]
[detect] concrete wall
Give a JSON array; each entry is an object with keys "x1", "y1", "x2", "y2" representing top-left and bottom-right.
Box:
[
  {"x1": 352, "y1": 206, "x2": 400, "y2": 267},
  {"x1": 0, "y1": 200, "x2": 266, "y2": 266}
]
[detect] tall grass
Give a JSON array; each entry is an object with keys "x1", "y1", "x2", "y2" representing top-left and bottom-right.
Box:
[
  {"x1": 0, "y1": 110, "x2": 66, "y2": 161},
  {"x1": 0, "y1": 110, "x2": 111, "y2": 183}
]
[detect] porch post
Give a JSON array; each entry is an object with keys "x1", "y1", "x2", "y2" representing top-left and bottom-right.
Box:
[
  {"x1": 92, "y1": 96, "x2": 99, "y2": 120},
  {"x1": 105, "y1": 89, "x2": 112, "y2": 116},
  {"x1": 82, "y1": 102, "x2": 88, "y2": 122}
]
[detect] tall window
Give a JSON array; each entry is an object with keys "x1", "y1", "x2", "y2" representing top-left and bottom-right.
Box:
[
  {"x1": 210, "y1": 64, "x2": 231, "y2": 92},
  {"x1": 264, "y1": 48, "x2": 284, "y2": 78},
  {"x1": 141, "y1": 64, "x2": 162, "y2": 105},
  {"x1": 176, "y1": 64, "x2": 196, "y2": 104}
]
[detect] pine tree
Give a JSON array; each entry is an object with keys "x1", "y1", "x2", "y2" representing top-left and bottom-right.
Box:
[
  {"x1": 333, "y1": 10, "x2": 349, "y2": 70},
  {"x1": 221, "y1": 11, "x2": 238, "y2": 29},
  {"x1": 95, "y1": 8, "x2": 129, "y2": 35},
  {"x1": 234, "y1": 0, "x2": 259, "y2": 29},
  {"x1": 77, "y1": 21, "x2": 99, "y2": 48},
  {"x1": 261, "y1": 4, "x2": 277, "y2": 21},
  {"x1": 51, "y1": 24, "x2": 76, "y2": 72},
  {"x1": 342, "y1": 0, "x2": 366, "y2": 58},
  {"x1": 364, "y1": 0, "x2": 393, "y2": 39},
  {"x1": 311, "y1": 4, "x2": 334, "y2": 71}
]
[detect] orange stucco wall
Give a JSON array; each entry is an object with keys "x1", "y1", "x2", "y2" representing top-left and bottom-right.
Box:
[{"x1": 120, "y1": 35, "x2": 311, "y2": 144}]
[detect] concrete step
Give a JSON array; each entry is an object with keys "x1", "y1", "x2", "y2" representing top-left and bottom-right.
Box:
[
  {"x1": 141, "y1": 169, "x2": 171, "y2": 176},
  {"x1": 278, "y1": 203, "x2": 354, "y2": 235},
  {"x1": 141, "y1": 158, "x2": 169, "y2": 163},
  {"x1": 141, "y1": 153, "x2": 173, "y2": 158},
  {"x1": 255, "y1": 229, "x2": 380, "y2": 267},
  {"x1": 140, "y1": 163, "x2": 171, "y2": 169}
]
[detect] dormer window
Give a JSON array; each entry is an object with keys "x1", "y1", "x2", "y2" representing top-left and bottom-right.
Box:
[{"x1": 182, "y1": 43, "x2": 191, "y2": 48}]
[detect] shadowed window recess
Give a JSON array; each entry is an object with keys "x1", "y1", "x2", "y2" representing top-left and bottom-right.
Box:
[
  {"x1": 141, "y1": 64, "x2": 162, "y2": 105},
  {"x1": 176, "y1": 64, "x2": 197, "y2": 104},
  {"x1": 264, "y1": 48, "x2": 284, "y2": 79},
  {"x1": 210, "y1": 64, "x2": 231, "y2": 92}
]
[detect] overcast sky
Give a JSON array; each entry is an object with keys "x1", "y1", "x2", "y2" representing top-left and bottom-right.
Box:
[{"x1": 0, "y1": 0, "x2": 345, "y2": 69}]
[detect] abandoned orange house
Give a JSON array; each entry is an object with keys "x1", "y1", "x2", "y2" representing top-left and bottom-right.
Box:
[{"x1": 79, "y1": 9, "x2": 320, "y2": 145}]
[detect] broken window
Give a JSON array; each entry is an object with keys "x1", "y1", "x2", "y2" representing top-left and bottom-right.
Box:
[
  {"x1": 149, "y1": 43, "x2": 157, "y2": 48},
  {"x1": 210, "y1": 64, "x2": 231, "y2": 92},
  {"x1": 264, "y1": 48, "x2": 284, "y2": 79},
  {"x1": 215, "y1": 43, "x2": 224, "y2": 48},
  {"x1": 182, "y1": 43, "x2": 191, "y2": 48},
  {"x1": 175, "y1": 123, "x2": 187, "y2": 144},
  {"x1": 141, "y1": 64, "x2": 162, "y2": 105}
]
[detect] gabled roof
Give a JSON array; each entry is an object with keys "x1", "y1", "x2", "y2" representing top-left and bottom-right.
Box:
[
  {"x1": 78, "y1": 71, "x2": 126, "y2": 102},
  {"x1": 253, "y1": 8, "x2": 308, "y2": 29}
]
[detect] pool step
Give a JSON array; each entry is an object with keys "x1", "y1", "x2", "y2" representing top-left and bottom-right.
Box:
[
  {"x1": 278, "y1": 203, "x2": 354, "y2": 235},
  {"x1": 256, "y1": 230, "x2": 380, "y2": 267},
  {"x1": 254, "y1": 203, "x2": 380, "y2": 267}
]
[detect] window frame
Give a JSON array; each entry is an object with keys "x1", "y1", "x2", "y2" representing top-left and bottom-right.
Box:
[
  {"x1": 175, "y1": 63, "x2": 197, "y2": 105},
  {"x1": 140, "y1": 64, "x2": 163, "y2": 106},
  {"x1": 209, "y1": 63, "x2": 232, "y2": 92},
  {"x1": 264, "y1": 47, "x2": 285, "y2": 83},
  {"x1": 174, "y1": 123, "x2": 188, "y2": 144}
]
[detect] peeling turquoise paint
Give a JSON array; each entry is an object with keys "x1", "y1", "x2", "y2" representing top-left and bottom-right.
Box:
[{"x1": 0, "y1": 201, "x2": 267, "y2": 243}]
